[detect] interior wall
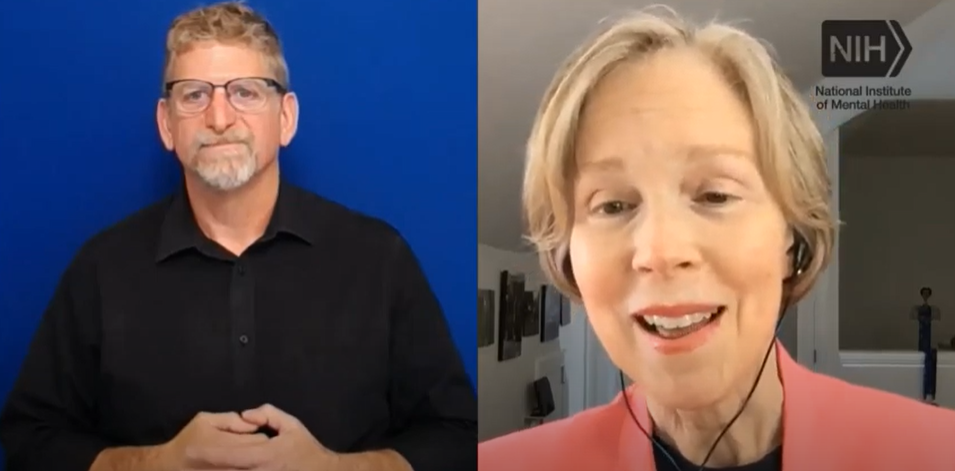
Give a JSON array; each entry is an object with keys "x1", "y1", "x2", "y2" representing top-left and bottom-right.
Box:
[
  {"x1": 840, "y1": 155, "x2": 955, "y2": 350},
  {"x1": 559, "y1": 302, "x2": 588, "y2": 417},
  {"x1": 477, "y1": 244, "x2": 574, "y2": 441},
  {"x1": 840, "y1": 350, "x2": 955, "y2": 408}
]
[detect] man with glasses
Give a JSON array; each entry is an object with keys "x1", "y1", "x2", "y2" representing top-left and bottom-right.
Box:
[{"x1": 0, "y1": 3, "x2": 476, "y2": 471}]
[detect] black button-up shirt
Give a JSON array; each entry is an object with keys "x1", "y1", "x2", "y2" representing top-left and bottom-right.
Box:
[{"x1": 0, "y1": 182, "x2": 477, "y2": 471}]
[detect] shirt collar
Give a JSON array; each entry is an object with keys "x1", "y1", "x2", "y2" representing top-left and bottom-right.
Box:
[{"x1": 155, "y1": 180, "x2": 316, "y2": 262}]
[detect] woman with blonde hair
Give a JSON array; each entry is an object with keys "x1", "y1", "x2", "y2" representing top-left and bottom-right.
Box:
[{"x1": 478, "y1": 8, "x2": 955, "y2": 471}]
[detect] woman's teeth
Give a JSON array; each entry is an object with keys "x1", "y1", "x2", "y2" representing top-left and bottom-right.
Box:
[
  {"x1": 643, "y1": 311, "x2": 714, "y2": 330},
  {"x1": 636, "y1": 307, "x2": 725, "y2": 339}
]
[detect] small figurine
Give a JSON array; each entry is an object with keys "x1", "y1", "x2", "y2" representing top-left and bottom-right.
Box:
[
  {"x1": 910, "y1": 287, "x2": 940, "y2": 351},
  {"x1": 910, "y1": 287, "x2": 941, "y2": 403}
]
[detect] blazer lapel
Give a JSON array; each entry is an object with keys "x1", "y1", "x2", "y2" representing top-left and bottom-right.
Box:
[
  {"x1": 777, "y1": 344, "x2": 817, "y2": 471},
  {"x1": 776, "y1": 345, "x2": 847, "y2": 471},
  {"x1": 615, "y1": 387, "x2": 656, "y2": 470}
]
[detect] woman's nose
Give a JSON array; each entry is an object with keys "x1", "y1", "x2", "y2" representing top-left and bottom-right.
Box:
[{"x1": 630, "y1": 207, "x2": 701, "y2": 276}]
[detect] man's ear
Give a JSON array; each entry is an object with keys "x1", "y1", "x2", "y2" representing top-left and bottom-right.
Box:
[
  {"x1": 156, "y1": 99, "x2": 175, "y2": 151},
  {"x1": 279, "y1": 92, "x2": 299, "y2": 147}
]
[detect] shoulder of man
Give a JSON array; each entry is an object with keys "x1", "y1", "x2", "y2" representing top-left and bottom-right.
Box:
[
  {"x1": 287, "y1": 183, "x2": 403, "y2": 250},
  {"x1": 70, "y1": 194, "x2": 177, "y2": 266}
]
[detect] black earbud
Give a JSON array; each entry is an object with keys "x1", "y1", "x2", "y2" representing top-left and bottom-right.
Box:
[
  {"x1": 788, "y1": 233, "x2": 810, "y2": 282},
  {"x1": 779, "y1": 233, "x2": 810, "y2": 324}
]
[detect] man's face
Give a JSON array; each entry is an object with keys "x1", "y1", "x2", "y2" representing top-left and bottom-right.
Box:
[{"x1": 157, "y1": 42, "x2": 298, "y2": 191}]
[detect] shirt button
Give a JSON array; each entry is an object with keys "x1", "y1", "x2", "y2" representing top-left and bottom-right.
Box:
[
  {"x1": 237, "y1": 264, "x2": 246, "y2": 275},
  {"x1": 239, "y1": 334, "x2": 249, "y2": 345}
]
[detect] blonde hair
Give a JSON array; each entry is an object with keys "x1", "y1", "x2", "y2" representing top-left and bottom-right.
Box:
[
  {"x1": 163, "y1": 1, "x2": 289, "y2": 88},
  {"x1": 524, "y1": 7, "x2": 834, "y2": 303}
]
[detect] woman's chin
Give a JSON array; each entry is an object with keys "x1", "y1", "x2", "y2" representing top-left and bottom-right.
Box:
[
  {"x1": 648, "y1": 389, "x2": 726, "y2": 411},
  {"x1": 643, "y1": 375, "x2": 732, "y2": 410}
]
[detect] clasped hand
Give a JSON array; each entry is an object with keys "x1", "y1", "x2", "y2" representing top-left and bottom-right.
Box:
[{"x1": 160, "y1": 404, "x2": 337, "y2": 471}]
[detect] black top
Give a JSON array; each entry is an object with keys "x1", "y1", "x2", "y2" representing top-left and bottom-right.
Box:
[
  {"x1": 0, "y1": 181, "x2": 477, "y2": 471},
  {"x1": 653, "y1": 435, "x2": 782, "y2": 471}
]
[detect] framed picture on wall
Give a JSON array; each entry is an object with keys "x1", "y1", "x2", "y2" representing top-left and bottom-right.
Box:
[
  {"x1": 521, "y1": 290, "x2": 540, "y2": 337},
  {"x1": 540, "y1": 284, "x2": 560, "y2": 343},
  {"x1": 560, "y1": 293, "x2": 572, "y2": 326},
  {"x1": 497, "y1": 270, "x2": 524, "y2": 361},
  {"x1": 477, "y1": 289, "x2": 495, "y2": 348}
]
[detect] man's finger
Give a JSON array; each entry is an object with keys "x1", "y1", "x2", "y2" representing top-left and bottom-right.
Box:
[
  {"x1": 227, "y1": 432, "x2": 271, "y2": 445},
  {"x1": 241, "y1": 403, "x2": 298, "y2": 432},
  {"x1": 193, "y1": 441, "x2": 274, "y2": 469},
  {"x1": 183, "y1": 432, "x2": 270, "y2": 466},
  {"x1": 201, "y1": 411, "x2": 261, "y2": 433}
]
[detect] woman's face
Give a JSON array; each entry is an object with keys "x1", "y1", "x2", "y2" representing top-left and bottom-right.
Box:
[{"x1": 570, "y1": 47, "x2": 791, "y2": 408}]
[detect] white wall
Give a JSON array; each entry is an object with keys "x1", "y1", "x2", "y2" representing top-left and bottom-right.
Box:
[
  {"x1": 477, "y1": 244, "x2": 584, "y2": 440},
  {"x1": 840, "y1": 155, "x2": 955, "y2": 351},
  {"x1": 840, "y1": 351, "x2": 955, "y2": 408},
  {"x1": 559, "y1": 302, "x2": 589, "y2": 416},
  {"x1": 794, "y1": 130, "x2": 842, "y2": 374}
]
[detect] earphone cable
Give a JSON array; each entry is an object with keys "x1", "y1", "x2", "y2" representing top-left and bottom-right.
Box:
[{"x1": 620, "y1": 293, "x2": 790, "y2": 471}]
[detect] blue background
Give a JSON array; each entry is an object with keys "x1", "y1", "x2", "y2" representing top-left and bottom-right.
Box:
[{"x1": 0, "y1": 0, "x2": 476, "y2": 465}]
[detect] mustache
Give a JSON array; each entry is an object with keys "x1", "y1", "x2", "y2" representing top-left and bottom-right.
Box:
[{"x1": 192, "y1": 128, "x2": 253, "y2": 151}]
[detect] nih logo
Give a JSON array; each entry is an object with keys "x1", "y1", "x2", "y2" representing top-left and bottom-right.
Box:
[{"x1": 821, "y1": 20, "x2": 912, "y2": 78}]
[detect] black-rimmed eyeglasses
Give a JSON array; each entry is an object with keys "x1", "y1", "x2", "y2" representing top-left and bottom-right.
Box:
[{"x1": 163, "y1": 77, "x2": 288, "y2": 115}]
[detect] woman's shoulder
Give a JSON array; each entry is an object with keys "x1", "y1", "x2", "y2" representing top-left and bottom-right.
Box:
[
  {"x1": 806, "y1": 372, "x2": 955, "y2": 469},
  {"x1": 808, "y1": 369, "x2": 955, "y2": 443},
  {"x1": 478, "y1": 400, "x2": 629, "y2": 471}
]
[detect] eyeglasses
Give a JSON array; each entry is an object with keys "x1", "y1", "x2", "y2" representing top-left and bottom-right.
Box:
[{"x1": 163, "y1": 77, "x2": 288, "y2": 115}]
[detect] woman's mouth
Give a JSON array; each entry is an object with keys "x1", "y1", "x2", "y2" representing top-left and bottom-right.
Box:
[{"x1": 635, "y1": 305, "x2": 726, "y2": 340}]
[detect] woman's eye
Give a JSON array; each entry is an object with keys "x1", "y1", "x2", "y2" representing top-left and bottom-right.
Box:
[
  {"x1": 697, "y1": 191, "x2": 733, "y2": 205},
  {"x1": 594, "y1": 201, "x2": 634, "y2": 215}
]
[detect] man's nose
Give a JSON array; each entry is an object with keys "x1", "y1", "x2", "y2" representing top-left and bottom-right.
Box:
[
  {"x1": 630, "y1": 207, "x2": 700, "y2": 276},
  {"x1": 204, "y1": 88, "x2": 236, "y2": 132}
]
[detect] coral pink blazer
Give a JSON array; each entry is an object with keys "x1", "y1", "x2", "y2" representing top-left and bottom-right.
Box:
[{"x1": 479, "y1": 346, "x2": 955, "y2": 471}]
